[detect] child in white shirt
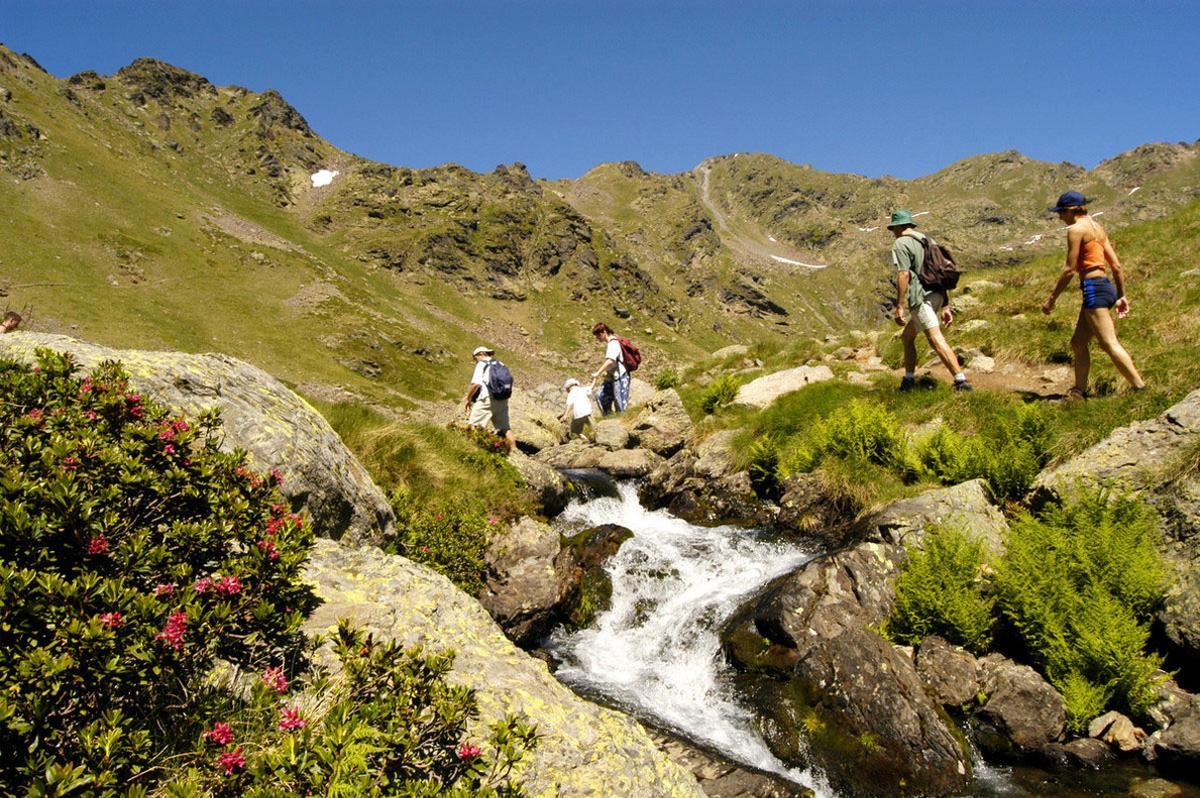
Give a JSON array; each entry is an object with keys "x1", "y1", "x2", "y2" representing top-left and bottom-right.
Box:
[{"x1": 560, "y1": 378, "x2": 593, "y2": 441}]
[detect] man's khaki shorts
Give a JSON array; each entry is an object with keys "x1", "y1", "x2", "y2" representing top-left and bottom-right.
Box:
[
  {"x1": 908, "y1": 291, "x2": 946, "y2": 332},
  {"x1": 468, "y1": 395, "x2": 510, "y2": 433}
]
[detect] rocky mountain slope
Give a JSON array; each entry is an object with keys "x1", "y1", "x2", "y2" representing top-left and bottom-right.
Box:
[{"x1": 2, "y1": 43, "x2": 1197, "y2": 412}]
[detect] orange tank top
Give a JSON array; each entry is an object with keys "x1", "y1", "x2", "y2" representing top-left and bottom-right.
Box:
[{"x1": 1076, "y1": 221, "x2": 1107, "y2": 276}]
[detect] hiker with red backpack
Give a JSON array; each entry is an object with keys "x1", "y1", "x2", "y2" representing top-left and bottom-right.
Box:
[
  {"x1": 463, "y1": 345, "x2": 516, "y2": 452},
  {"x1": 888, "y1": 209, "x2": 972, "y2": 393},
  {"x1": 589, "y1": 322, "x2": 640, "y2": 414}
]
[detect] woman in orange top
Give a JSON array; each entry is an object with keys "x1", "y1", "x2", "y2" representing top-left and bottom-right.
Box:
[{"x1": 1042, "y1": 191, "x2": 1145, "y2": 397}]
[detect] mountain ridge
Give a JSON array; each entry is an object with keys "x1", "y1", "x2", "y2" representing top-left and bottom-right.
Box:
[{"x1": 2, "y1": 44, "x2": 1197, "y2": 412}]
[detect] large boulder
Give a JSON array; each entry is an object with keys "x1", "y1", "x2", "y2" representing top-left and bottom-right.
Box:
[
  {"x1": 305, "y1": 539, "x2": 704, "y2": 798},
  {"x1": 917, "y1": 636, "x2": 981, "y2": 711},
  {"x1": 728, "y1": 541, "x2": 970, "y2": 797},
  {"x1": 509, "y1": 451, "x2": 573, "y2": 517},
  {"x1": 1032, "y1": 388, "x2": 1200, "y2": 667},
  {"x1": 732, "y1": 365, "x2": 834, "y2": 409},
  {"x1": 973, "y1": 654, "x2": 1066, "y2": 758},
  {"x1": 593, "y1": 419, "x2": 631, "y2": 451},
  {"x1": 559, "y1": 524, "x2": 634, "y2": 629},
  {"x1": 625, "y1": 388, "x2": 691, "y2": 456},
  {"x1": 0, "y1": 332, "x2": 393, "y2": 545},
  {"x1": 479, "y1": 517, "x2": 577, "y2": 644},
  {"x1": 856, "y1": 478, "x2": 1009, "y2": 558}
]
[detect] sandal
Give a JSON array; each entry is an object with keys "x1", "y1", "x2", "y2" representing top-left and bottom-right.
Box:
[{"x1": 1066, "y1": 387, "x2": 1088, "y2": 401}]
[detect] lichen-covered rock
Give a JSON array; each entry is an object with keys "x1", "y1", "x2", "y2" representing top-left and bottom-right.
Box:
[
  {"x1": 625, "y1": 388, "x2": 691, "y2": 456},
  {"x1": 732, "y1": 365, "x2": 834, "y2": 409},
  {"x1": 974, "y1": 654, "x2": 1066, "y2": 757},
  {"x1": 1155, "y1": 708, "x2": 1200, "y2": 767},
  {"x1": 734, "y1": 543, "x2": 970, "y2": 797},
  {"x1": 0, "y1": 332, "x2": 393, "y2": 544},
  {"x1": 593, "y1": 419, "x2": 631, "y2": 451},
  {"x1": 917, "y1": 636, "x2": 981, "y2": 711},
  {"x1": 304, "y1": 539, "x2": 703, "y2": 798},
  {"x1": 509, "y1": 451, "x2": 572, "y2": 517},
  {"x1": 536, "y1": 439, "x2": 605, "y2": 470},
  {"x1": 693, "y1": 429, "x2": 739, "y2": 479},
  {"x1": 480, "y1": 517, "x2": 577, "y2": 644},
  {"x1": 597, "y1": 447, "x2": 664, "y2": 477},
  {"x1": 856, "y1": 479, "x2": 1009, "y2": 558}
]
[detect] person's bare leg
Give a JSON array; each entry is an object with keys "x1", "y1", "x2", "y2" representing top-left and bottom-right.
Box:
[
  {"x1": 1086, "y1": 308, "x2": 1146, "y2": 389},
  {"x1": 504, "y1": 430, "x2": 517, "y2": 453},
  {"x1": 901, "y1": 320, "x2": 919, "y2": 374},
  {"x1": 1069, "y1": 308, "x2": 1094, "y2": 394},
  {"x1": 924, "y1": 326, "x2": 963, "y2": 378}
]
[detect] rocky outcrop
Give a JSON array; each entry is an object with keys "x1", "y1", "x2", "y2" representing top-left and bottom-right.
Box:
[
  {"x1": 0, "y1": 332, "x2": 394, "y2": 545},
  {"x1": 560, "y1": 524, "x2": 634, "y2": 629},
  {"x1": 1032, "y1": 388, "x2": 1200, "y2": 667},
  {"x1": 480, "y1": 517, "x2": 577, "y2": 644},
  {"x1": 732, "y1": 365, "x2": 834, "y2": 409},
  {"x1": 973, "y1": 654, "x2": 1066, "y2": 758},
  {"x1": 726, "y1": 539, "x2": 969, "y2": 797},
  {"x1": 641, "y1": 447, "x2": 777, "y2": 527},
  {"x1": 917, "y1": 636, "x2": 981, "y2": 711},
  {"x1": 856, "y1": 478, "x2": 1009, "y2": 557},
  {"x1": 627, "y1": 388, "x2": 691, "y2": 456},
  {"x1": 536, "y1": 439, "x2": 664, "y2": 478},
  {"x1": 305, "y1": 539, "x2": 703, "y2": 797},
  {"x1": 509, "y1": 451, "x2": 572, "y2": 517}
]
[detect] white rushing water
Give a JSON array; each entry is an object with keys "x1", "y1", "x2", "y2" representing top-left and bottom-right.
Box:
[{"x1": 547, "y1": 483, "x2": 832, "y2": 796}]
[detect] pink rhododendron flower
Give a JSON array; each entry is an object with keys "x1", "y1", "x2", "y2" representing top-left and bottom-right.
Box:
[
  {"x1": 269, "y1": 468, "x2": 284, "y2": 485},
  {"x1": 204, "y1": 722, "x2": 235, "y2": 746},
  {"x1": 61, "y1": 456, "x2": 80, "y2": 471},
  {"x1": 83, "y1": 410, "x2": 98, "y2": 421},
  {"x1": 153, "y1": 583, "x2": 176, "y2": 597},
  {"x1": 257, "y1": 539, "x2": 280, "y2": 560},
  {"x1": 194, "y1": 576, "x2": 214, "y2": 594},
  {"x1": 158, "y1": 427, "x2": 176, "y2": 441},
  {"x1": 87, "y1": 535, "x2": 109, "y2": 556},
  {"x1": 156, "y1": 611, "x2": 187, "y2": 651},
  {"x1": 98, "y1": 611, "x2": 123, "y2": 629},
  {"x1": 129, "y1": 405, "x2": 145, "y2": 419},
  {"x1": 487, "y1": 516, "x2": 499, "y2": 526},
  {"x1": 456, "y1": 743, "x2": 483, "y2": 760},
  {"x1": 125, "y1": 393, "x2": 142, "y2": 404},
  {"x1": 262, "y1": 666, "x2": 288, "y2": 693},
  {"x1": 216, "y1": 746, "x2": 245, "y2": 775},
  {"x1": 420, "y1": 546, "x2": 429, "y2": 554},
  {"x1": 278, "y1": 708, "x2": 307, "y2": 731},
  {"x1": 215, "y1": 575, "x2": 242, "y2": 596},
  {"x1": 162, "y1": 444, "x2": 175, "y2": 455},
  {"x1": 172, "y1": 419, "x2": 189, "y2": 433},
  {"x1": 265, "y1": 517, "x2": 285, "y2": 536},
  {"x1": 25, "y1": 408, "x2": 44, "y2": 423}
]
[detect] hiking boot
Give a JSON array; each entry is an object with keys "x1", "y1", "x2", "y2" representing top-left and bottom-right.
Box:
[
  {"x1": 898, "y1": 376, "x2": 916, "y2": 393},
  {"x1": 953, "y1": 379, "x2": 973, "y2": 392}
]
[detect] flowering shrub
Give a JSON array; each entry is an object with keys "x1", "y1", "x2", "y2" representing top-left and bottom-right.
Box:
[
  {"x1": 0, "y1": 350, "x2": 317, "y2": 793},
  {"x1": 391, "y1": 486, "x2": 493, "y2": 595},
  {"x1": 162, "y1": 621, "x2": 537, "y2": 797}
]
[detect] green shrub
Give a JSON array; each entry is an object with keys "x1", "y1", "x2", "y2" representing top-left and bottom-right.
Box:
[
  {"x1": 0, "y1": 350, "x2": 317, "y2": 794},
  {"x1": 780, "y1": 400, "x2": 908, "y2": 475},
  {"x1": 162, "y1": 621, "x2": 537, "y2": 798},
  {"x1": 745, "y1": 434, "x2": 781, "y2": 498},
  {"x1": 1058, "y1": 671, "x2": 1113, "y2": 735},
  {"x1": 654, "y1": 368, "x2": 680, "y2": 391},
  {"x1": 888, "y1": 526, "x2": 995, "y2": 654},
  {"x1": 699, "y1": 374, "x2": 742, "y2": 415},
  {"x1": 993, "y1": 493, "x2": 1168, "y2": 722},
  {"x1": 390, "y1": 487, "x2": 493, "y2": 595}
]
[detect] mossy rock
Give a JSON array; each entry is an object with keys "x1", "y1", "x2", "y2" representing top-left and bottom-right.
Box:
[{"x1": 560, "y1": 524, "x2": 634, "y2": 629}]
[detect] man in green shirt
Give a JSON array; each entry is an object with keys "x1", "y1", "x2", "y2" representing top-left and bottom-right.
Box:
[{"x1": 888, "y1": 209, "x2": 971, "y2": 392}]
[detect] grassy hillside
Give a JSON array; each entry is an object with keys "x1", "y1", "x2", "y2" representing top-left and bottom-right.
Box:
[{"x1": 2, "y1": 42, "x2": 1197, "y2": 416}]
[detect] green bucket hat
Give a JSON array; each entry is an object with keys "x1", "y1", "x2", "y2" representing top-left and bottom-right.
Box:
[{"x1": 887, "y1": 209, "x2": 916, "y2": 229}]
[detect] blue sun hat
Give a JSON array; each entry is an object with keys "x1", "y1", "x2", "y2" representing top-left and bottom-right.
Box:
[{"x1": 1049, "y1": 191, "x2": 1090, "y2": 212}]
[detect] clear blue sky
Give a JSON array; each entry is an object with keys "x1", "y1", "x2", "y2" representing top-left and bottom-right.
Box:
[{"x1": 3, "y1": 0, "x2": 1198, "y2": 180}]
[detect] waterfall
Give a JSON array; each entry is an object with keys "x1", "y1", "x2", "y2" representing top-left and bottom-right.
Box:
[{"x1": 546, "y1": 482, "x2": 832, "y2": 796}]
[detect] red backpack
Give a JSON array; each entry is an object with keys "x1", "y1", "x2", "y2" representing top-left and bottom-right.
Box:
[{"x1": 616, "y1": 337, "x2": 642, "y2": 372}]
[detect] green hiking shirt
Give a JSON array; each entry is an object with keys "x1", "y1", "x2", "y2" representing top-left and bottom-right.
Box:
[{"x1": 892, "y1": 232, "x2": 934, "y2": 310}]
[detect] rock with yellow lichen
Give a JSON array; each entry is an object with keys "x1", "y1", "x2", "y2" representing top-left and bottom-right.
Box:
[
  {"x1": 305, "y1": 538, "x2": 705, "y2": 798},
  {"x1": 0, "y1": 332, "x2": 395, "y2": 545}
]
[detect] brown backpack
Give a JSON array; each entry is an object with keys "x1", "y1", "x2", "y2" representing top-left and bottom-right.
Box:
[{"x1": 912, "y1": 233, "x2": 962, "y2": 292}]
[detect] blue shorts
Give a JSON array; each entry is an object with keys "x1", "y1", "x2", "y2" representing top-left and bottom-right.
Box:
[{"x1": 1081, "y1": 277, "x2": 1118, "y2": 310}]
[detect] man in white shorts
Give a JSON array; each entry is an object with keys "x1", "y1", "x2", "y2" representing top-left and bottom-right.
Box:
[
  {"x1": 463, "y1": 345, "x2": 516, "y2": 452},
  {"x1": 888, "y1": 209, "x2": 971, "y2": 392}
]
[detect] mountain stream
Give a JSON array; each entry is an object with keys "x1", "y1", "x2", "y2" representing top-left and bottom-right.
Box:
[{"x1": 546, "y1": 481, "x2": 832, "y2": 796}]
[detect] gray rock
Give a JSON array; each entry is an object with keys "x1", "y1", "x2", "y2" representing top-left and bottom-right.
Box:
[
  {"x1": 1154, "y1": 703, "x2": 1200, "y2": 767},
  {"x1": 304, "y1": 539, "x2": 703, "y2": 797},
  {"x1": 694, "y1": 429, "x2": 739, "y2": 479},
  {"x1": 592, "y1": 419, "x2": 631, "y2": 451},
  {"x1": 957, "y1": 319, "x2": 990, "y2": 333},
  {"x1": 536, "y1": 439, "x2": 605, "y2": 470},
  {"x1": 1129, "y1": 778, "x2": 1186, "y2": 798},
  {"x1": 0, "y1": 332, "x2": 393, "y2": 545},
  {"x1": 737, "y1": 543, "x2": 969, "y2": 797},
  {"x1": 626, "y1": 388, "x2": 691, "y2": 456},
  {"x1": 508, "y1": 452, "x2": 572, "y2": 517},
  {"x1": 711, "y1": 344, "x2": 750, "y2": 360},
  {"x1": 857, "y1": 479, "x2": 1009, "y2": 558},
  {"x1": 1062, "y1": 737, "x2": 1114, "y2": 768},
  {"x1": 967, "y1": 354, "x2": 996, "y2": 374},
  {"x1": 598, "y1": 447, "x2": 664, "y2": 477},
  {"x1": 732, "y1": 365, "x2": 835, "y2": 409},
  {"x1": 917, "y1": 636, "x2": 981, "y2": 710},
  {"x1": 479, "y1": 517, "x2": 576, "y2": 644},
  {"x1": 975, "y1": 654, "x2": 1066, "y2": 755}
]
